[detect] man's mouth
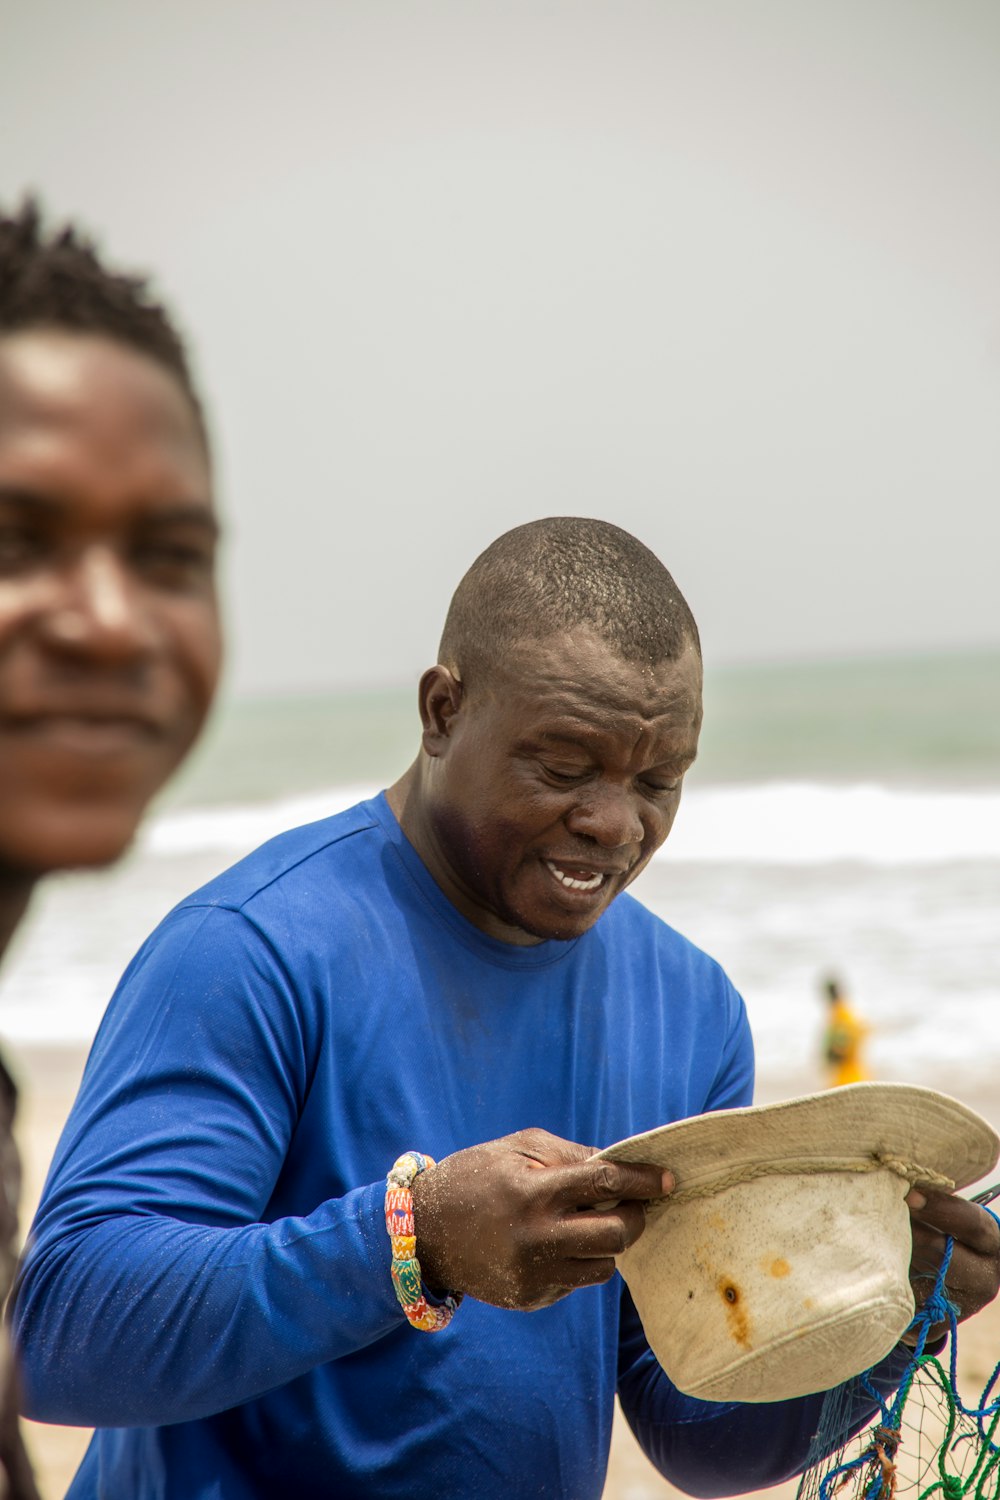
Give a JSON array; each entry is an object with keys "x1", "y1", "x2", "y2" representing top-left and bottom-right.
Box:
[
  {"x1": 544, "y1": 860, "x2": 607, "y2": 894},
  {"x1": 2, "y1": 714, "x2": 160, "y2": 754}
]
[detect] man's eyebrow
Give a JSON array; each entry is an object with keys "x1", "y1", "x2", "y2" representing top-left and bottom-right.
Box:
[
  {"x1": 0, "y1": 486, "x2": 62, "y2": 514},
  {"x1": 135, "y1": 506, "x2": 220, "y2": 535},
  {"x1": 527, "y1": 729, "x2": 699, "y2": 767},
  {"x1": 0, "y1": 487, "x2": 219, "y2": 534},
  {"x1": 526, "y1": 730, "x2": 593, "y2": 748},
  {"x1": 669, "y1": 749, "x2": 698, "y2": 771}
]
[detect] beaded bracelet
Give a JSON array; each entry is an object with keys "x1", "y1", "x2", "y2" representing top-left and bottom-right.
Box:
[{"x1": 384, "y1": 1151, "x2": 461, "y2": 1332}]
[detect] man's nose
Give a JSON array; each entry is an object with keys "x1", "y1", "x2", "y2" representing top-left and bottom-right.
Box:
[
  {"x1": 565, "y1": 783, "x2": 645, "y2": 848},
  {"x1": 39, "y1": 548, "x2": 159, "y2": 662}
]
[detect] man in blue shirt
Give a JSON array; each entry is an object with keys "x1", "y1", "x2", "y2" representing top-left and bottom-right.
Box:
[{"x1": 12, "y1": 518, "x2": 999, "y2": 1498}]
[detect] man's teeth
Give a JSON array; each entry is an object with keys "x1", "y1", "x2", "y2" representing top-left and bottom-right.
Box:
[{"x1": 545, "y1": 861, "x2": 604, "y2": 893}]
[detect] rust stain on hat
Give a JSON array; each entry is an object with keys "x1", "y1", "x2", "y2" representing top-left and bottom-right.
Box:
[{"x1": 718, "y1": 1278, "x2": 752, "y2": 1348}]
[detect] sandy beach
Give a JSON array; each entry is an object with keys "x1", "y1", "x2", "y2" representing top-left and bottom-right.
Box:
[{"x1": 7, "y1": 1042, "x2": 999, "y2": 1499}]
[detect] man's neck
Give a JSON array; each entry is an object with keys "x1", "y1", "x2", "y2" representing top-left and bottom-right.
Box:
[
  {"x1": 384, "y1": 762, "x2": 544, "y2": 948},
  {"x1": 384, "y1": 763, "x2": 415, "y2": 825}
]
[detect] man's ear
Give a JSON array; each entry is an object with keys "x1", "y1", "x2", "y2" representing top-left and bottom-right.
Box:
[{"x1": 418, "y1": 666, "x2": 464, "y2": 757}]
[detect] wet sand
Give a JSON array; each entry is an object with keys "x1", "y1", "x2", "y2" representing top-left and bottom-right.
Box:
[{"x1": 6, "y1": 1043, "x2": 999, "y2": 1499}]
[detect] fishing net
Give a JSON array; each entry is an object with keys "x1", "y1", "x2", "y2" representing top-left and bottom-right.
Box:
[{"x1": 797, "y1": 1219, "x2": 1000, "y2": 1500}]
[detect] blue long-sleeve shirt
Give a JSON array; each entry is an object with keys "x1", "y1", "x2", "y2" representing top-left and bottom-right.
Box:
[{"x1": 12, "y1": 795, "x2": 902, "y2": 1498}]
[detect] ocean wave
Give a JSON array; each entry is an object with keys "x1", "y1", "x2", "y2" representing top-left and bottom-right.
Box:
[
  {"x1": 664, "y1": 782, "x2": 1000, "y2": 864},
  {"x1": 141, "y1": 785, "x2": 380, "y2": 857},
  {"x1": 141, "y1": 781, "x2": 1000, "y2": 866}
]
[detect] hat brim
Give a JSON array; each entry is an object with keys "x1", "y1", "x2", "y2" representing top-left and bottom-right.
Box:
[{"x1": 598, "y1": 1082, "x2": 998, "y2": 1195}]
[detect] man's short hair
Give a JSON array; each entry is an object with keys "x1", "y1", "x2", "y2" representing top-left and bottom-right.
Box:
[
  {"x1": 0, "y1": 198, "x2": 205, "y2": 434},
  {"x1": 439, "y1": 517, "x2": 700, "y2": 688}
]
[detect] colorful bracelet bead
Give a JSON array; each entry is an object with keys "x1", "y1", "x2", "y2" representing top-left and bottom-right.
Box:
[{"x1": 385, "y1": 1151, "x2": 461, "y2": 1332}]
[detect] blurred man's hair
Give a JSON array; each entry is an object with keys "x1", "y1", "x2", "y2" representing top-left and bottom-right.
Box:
[
  {"x1": 439, "y1": 516, "x2": 700, "y2": 689},
  {"x1": 0, "y1": 198, "x2": 204, "y2": 431}
]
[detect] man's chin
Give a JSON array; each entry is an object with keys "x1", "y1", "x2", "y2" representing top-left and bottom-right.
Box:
[
  {"x1": 460, "y1": 872, "x2": 614, "y2": 945},
  {"x1": 506, "y1": 899, "x2": 608, "y2": 944},
  {"x1": 1, "y1": 804, "x2": 145, "y2": 876}
]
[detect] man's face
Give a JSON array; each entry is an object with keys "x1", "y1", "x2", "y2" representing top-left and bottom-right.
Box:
[
  {"x1": 0, "y1": 331, "x2": 222, "y2": 875},
  {"x1": 418, "y1": 629, "x2": 703, "y2": 944}
]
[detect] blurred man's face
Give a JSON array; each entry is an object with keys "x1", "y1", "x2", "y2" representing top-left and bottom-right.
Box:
[{"x1": 0, "y1": 331, "x2": 222, "y2": 875}]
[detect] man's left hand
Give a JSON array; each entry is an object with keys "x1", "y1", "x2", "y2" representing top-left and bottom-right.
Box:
[{"x1": 904, "y1": 1187, "x2": 1000, "y2": 1342}]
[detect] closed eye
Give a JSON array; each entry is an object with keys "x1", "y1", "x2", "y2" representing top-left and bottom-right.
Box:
[
  {"x1": 640, "y1": 777, "x2": 683, "y2": 796},
  {"x1": 539, "y1": 762, "x2": 592, "y2": 784}
]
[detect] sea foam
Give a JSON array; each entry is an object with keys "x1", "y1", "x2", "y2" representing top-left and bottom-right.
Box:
[{"x1": 142, "y1": 781, "x2": 1000, "y2": 866}]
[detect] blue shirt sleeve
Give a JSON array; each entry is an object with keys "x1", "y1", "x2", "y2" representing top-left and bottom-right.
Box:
[
  {"x1": 701, "y1": 972, "x2": 755, "y2": 1116},
  {"x1": 11, "y1": 904, "x2": 405, "y2": 1427}
]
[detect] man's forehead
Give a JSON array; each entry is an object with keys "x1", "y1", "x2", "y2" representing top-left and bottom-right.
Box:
[
  {"x1": 0, "y1": 332, "x2": 199, "y2": 444},
  {"x1": 491, "y1": 630, "x2": 703, "y2": 723},
  {"x1": 0, "y1": 332, "x2": 213, "y2": 500}
]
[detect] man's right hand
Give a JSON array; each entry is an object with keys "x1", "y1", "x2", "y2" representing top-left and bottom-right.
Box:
[{"x1": 410, "y1": 1128, "x2": 673, "y2": 1311}]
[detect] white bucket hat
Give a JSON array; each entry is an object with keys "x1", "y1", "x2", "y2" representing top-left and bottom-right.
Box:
[{"x1": 598, "y1": 1083, "x2": 999, "y2": 1404}]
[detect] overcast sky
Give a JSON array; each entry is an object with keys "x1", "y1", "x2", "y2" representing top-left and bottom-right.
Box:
[{"x1": 2, "y1": 1, "x2": 998, "y2": 695}]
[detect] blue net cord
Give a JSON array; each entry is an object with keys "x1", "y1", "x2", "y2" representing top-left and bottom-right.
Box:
[
  {"x1": 816, "y1": 1236, "x2": 957, "y2": 1498},
  {"x1": 815, "y1": 1203, "x2": 1000, "y2": 1500}
]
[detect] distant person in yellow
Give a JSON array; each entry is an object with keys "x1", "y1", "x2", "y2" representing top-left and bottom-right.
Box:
[{"x1": 821, "y1": 974, "x2": 870, "y2": 1087}]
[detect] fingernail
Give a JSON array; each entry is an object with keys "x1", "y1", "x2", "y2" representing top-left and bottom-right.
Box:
[
  {"x1": 660, "y1": 1171, "x2": 675, "y2": 1194},
  {"x1": 907, "y1": 1189, "x2": 926, "y2": 1210}
]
